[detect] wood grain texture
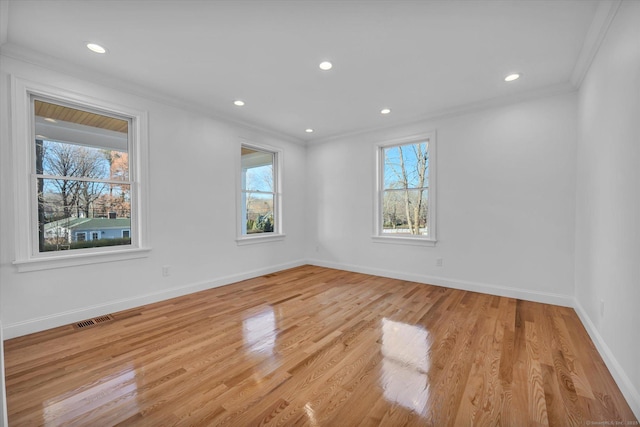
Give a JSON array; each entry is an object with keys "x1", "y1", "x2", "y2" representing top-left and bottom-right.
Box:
[
  {"x1": 4, "y1": 265, "x2": 637, "y2": 426},
  {"x1": 35, "y1": 100, "x2": 128, "y2": 133}
]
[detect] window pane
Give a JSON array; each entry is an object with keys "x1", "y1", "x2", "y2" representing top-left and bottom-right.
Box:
[
  {"x1": 34, "y1": 100, "x2": 129, "y2": 181},
  {"x1": 383, "y1": 141, "x2": 429, "y2": 190},
  {"x1": 244, "y1": 192, "x2": 274, "y2": 234},
  {"x1": 38, "y1": 178, "x2": 132, "y2": 252},
  {"x1": 38, "y1": 140, "x2": 127, "y2": 181},
  {"x1": 242, "y1": 147, "x2": 274, "y2": 192},
  {"x1": 245, "y1": 164, "x2": 273, "y2": 192},
  {"x1": 382, "y1": 189, "x2": 428, "y2": 236}
]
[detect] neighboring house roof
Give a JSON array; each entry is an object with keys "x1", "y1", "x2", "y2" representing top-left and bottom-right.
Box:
[{"x1": 45, "y1": 218, "x2": 131, "y2": 231}]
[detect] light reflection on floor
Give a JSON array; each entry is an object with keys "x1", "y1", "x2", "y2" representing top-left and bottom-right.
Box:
[
  {"x1": 304, "y1": 402, "x2": 319, "y2": 426},
  {"x1": 243, "y1": 307, "x2": 276, "y2": 355},
  {"x1": 43, "y1": 365, "x2": 139, "y2": 426},
  {"x1": 380, "y1": 318, "x2": 431, "y2": 414}
]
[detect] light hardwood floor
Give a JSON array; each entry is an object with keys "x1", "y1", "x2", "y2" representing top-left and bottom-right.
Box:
[{"x1": 4, "y1": 265, "x2": 637, "y2": 426}]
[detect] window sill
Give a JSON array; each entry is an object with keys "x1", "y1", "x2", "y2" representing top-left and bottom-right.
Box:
[
  {"x1": 372, "y1": 235, "x2": 437, "y2": 247},
  {"x1": 13, "y1": 247, "x2": 152, "y2": 272},
  {"x1": 236, "y1": 234, "x2": 286, "y2": 246}
]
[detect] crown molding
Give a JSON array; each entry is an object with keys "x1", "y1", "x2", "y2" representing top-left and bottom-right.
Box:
[
  {"x1": 570, "y1": 0, "x2": 622, "y2": 89},
  {"x1": 309, "y1": 81, "x2": 576, "y2": 146},
  {"x1": 0, "y1": 42, "x2": 305, "y2": 146}
]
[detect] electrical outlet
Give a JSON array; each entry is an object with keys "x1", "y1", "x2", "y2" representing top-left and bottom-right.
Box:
[
  {"x1": 162, "y1": 265, "x2": 171, "y2": 277},
  {"x1": 436, "y1": 257, "x2": 443, "y2": 267}
]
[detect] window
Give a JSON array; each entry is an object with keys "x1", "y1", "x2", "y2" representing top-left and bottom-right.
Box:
[
  {"x1": 11, "y1": 77, "x2": 150, "y2": 271},
  {"x1": 34, "y1": 97, "x2": 133, "y2": 252},
  {"x1": 122, "y1": 230, "x2": 130, "y2": 238},
  {"x1": 238, "y1": 143, "x2": 283, "y2": 244},
  {"x1": 374, "y1": 133, "x2": 437, "y2": 245}
]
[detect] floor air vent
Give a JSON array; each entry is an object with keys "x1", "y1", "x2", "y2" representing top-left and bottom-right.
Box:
[{"x1": 73, "y1": 314, "x2": 114, "y2": 330}]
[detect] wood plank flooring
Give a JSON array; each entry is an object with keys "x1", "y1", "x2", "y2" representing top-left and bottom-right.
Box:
[{"x1": 4, "y1": 265, "x2": 637, "y2": 426}]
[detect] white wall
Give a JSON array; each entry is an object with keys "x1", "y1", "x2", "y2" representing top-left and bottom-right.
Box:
[
  {"x1": 574, "y1": 0, "x2": 640, "y2": 416},
  {"x1": 2, "y1": 5, "x2": 639, "y2": 418},
  {"x1": 307, "y1": 92, "x2": 578, "y2": 304},
  {"x1": 0, "y1": 38, "x2": 9, "y2": 426},
  {"x1": 0, "y1": 55, "x2": 308, "y2": 338}
]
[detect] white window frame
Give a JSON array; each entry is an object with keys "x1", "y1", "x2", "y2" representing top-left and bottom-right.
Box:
[
  {"x1": 236, "y1": 141, "x2": 285, "y2": 245},
  {"x1": 10, "y1": 76, "x2": 151, "y2": 272},
  {"x1": 373, "y1": 132, "x2": 437, "y2": 247},
  {"x1": 91, "y1": 231, "x2": 100, "y2": 241},
  {"x1": 76, "y1": 232, "x2": 88, "y2": 242}
]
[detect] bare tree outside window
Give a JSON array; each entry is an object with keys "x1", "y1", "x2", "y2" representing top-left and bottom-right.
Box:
[
  {"x1": 241, "y1": 147, "x2": 276, "y2": 234},
  {"x1": 34, "y1": 99, "x2": 132, "y2": 252},
  {"x1": 382, "y1": 141, "x2": 429, "y2": 236}
]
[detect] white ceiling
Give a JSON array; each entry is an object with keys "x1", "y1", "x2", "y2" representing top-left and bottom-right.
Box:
[{"x1": 1, "y1": 0, "x2": 604, "y2": 143}]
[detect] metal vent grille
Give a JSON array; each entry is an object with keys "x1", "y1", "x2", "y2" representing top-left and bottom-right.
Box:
[
  {"x1": 75, "y1": 320, "x2": 96, "y2": 329},
  {"x1": 73, "y1": 314, "x2": 114, "y2": 330},
  {"x1": 93, "y1": 315, "x2": 113, "y2": 324}
]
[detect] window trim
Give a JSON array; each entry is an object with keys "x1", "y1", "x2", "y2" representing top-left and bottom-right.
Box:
[
  {"x1": 236, "y1": 141, "x2": 285, "y2": 245},
  {"x1": 373, "y1": 132, "x2": 437, "y2": 247},
  {"x1": 10, "y1": 76, "x2": 150, "y2": 272}
]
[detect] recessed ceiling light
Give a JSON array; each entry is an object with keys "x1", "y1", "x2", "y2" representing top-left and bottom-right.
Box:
[
  {"x1": 305, "y1": 128, "x2": 314, "y2": 133},
  {"x1": 380, "y1": 108, "x2": 391, "y2": 115},
  {"x1": 86, "y1": 43, "x2": 107, "y2": 54},
  {"x1": 319, "y1": 61, "x2": 333, "y2": 71},
  {"x1": 504, "y1": 73, "x2": 520, "y2": 82},
  {"x1": 234, "y1": 100, "x2": 245, "y2": 107},
  {"x1": 44, "y1": 118, "x2": 57, "y2": 123}
]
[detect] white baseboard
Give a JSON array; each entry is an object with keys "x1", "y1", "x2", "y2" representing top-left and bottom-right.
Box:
[
  {"x1": 2, "y1": 259, "x2": 637, "y2": 421},
  {"x1": 573, "y1": 300, "x2": 640, "y2": 420},
  {"x1": 308, "y1": 259, "x2": 639, "y2": 419},
  {"x1": 2, "y1": 258, "x2": 572, "y2": 339},
  {"x1": 2, "y1": 259, "x2": 306, "y2": 340},
  {"x1": 306, "y1": 258, "x2": 574, "y2": 307}
]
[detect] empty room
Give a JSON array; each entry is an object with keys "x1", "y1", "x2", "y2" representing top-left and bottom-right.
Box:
[{"x1": 0, "y1": 0, "x2": 638, "y2": 425}]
